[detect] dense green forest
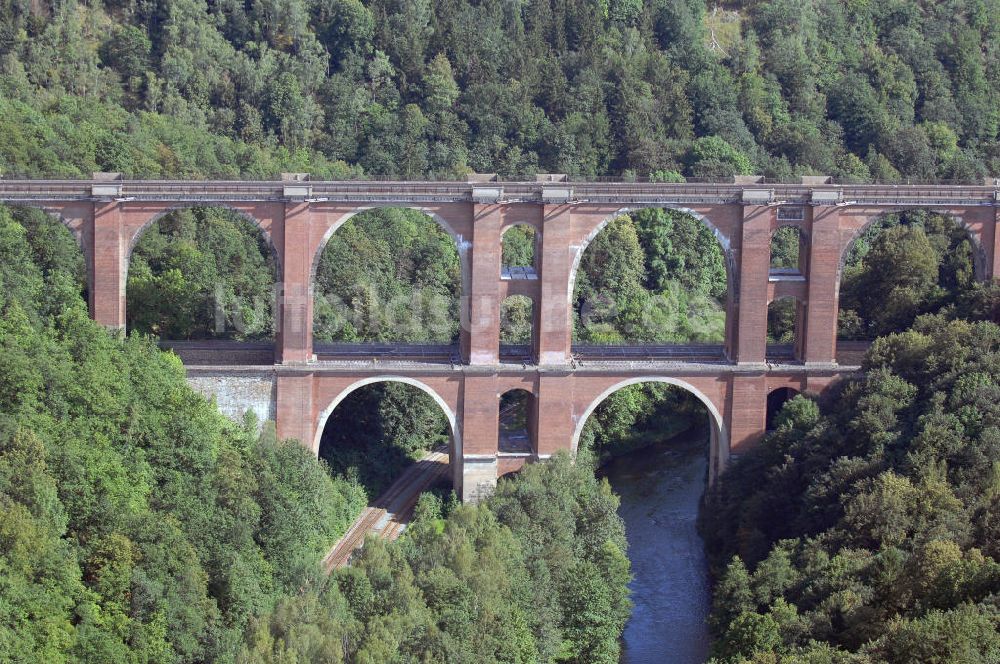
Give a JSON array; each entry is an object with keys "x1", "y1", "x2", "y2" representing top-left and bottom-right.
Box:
[
  {"x1": 0, "y1": 207, "x2": 633, "y2": 662},
  {"x1": 4, "y1": 0, "x2": 1000, "y2": 659},
  {"x1": 702, "y1": 315, "x2": 1000, "y2": 662},
  {"x1": 239, "y1": 454, "x2": 630, "y2": 662},
  {"x1": 1, "y1": 0, "x2": 998, "y2": 180},
  {"x1": 0, "y1": 206, "x2": 366, "y2": 661}
]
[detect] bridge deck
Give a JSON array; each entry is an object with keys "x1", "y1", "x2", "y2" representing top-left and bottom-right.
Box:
[{"x1": 0, "y1": 179, "x2": 996, "y2": 207}]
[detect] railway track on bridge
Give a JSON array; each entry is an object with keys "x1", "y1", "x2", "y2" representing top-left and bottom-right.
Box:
[
  {"x1": 322, "y1": 447, "x2": 450, "y2": 573},
  {"x1": 0, "y1": 178, "x2": 996, "y2": 207}
]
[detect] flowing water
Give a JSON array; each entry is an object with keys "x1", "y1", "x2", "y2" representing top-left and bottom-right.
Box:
[{"x1": 601, "y1": 429, "x2": 712, "y2": 663}]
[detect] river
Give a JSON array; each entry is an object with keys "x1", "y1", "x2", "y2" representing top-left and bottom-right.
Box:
[{"x1": 601, "y1": 428, "x2": 712, "y2": 663}]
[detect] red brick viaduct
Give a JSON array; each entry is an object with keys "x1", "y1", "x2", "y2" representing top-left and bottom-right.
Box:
[{"x1": 4, "y1": 175, "x2": 999, "y2": 500}]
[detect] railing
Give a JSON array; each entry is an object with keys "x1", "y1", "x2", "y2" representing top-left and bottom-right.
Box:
[
  {"x1": 158, "y1": 339, "x2": 275, "y2": 366},
  {"x1": 764, "y1": 344, "x2": 796, "y2": 361},
  {"x1": 572, "y1": 344, "x2": 727, "y2": 362},
  {"x1": 499, "y1": 344, "x2": 533, "y2": 362},
  {"x1": 835, "y1": 340, "x2": 871, "y2": 366},
  {"x1": 0, "y1": 179, "x2": 994, "y2": 207},
  {"x1": 314, "y1": 342, "x2": 460, "y2": 362},
  {"x1": 154, "y1": 338, "x2": 869, "y2": 368}
]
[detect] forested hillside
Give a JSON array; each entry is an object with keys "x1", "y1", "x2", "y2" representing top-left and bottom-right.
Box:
[
  {"x1": 702, "y1": 316, "x2": 1000, "y2": 662},
  {"x1": 239, "y1": 454, "x2": 631, "y2": 662},
  {"x1": 0, "y1": 0, "x2": 997, "y2": 180},
  {"x1": 0, "y1": 207, "x2": 366, "y2": 662},
  {"x1": 0, "y1": 206, "x2": 633, "y2": 663},
  {"x1": 3, "y1": 0, "x2": 1000, "y2": 661}
]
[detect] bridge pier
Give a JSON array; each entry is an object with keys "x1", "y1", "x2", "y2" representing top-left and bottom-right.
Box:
[
  {"x1": 803, "y1": 206, "x2": 842, "y2": 364},
  {"x1": 538, "y1": 204, "x2": 575, "y2": 364},
  {"x1": 735, "y1": 204, "x2": 772, "y2": 364},
  {"x1": 276, "y1": 203, "x2": 314, "y2": 364},
  {"x1": 91, "y1": 202, "x2": 127, "y2": 328},
  {"x1": 469, "y1": 205, "x2": 503, "y2": 365}
]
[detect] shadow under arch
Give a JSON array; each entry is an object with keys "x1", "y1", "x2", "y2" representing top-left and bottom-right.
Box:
[
  {"x1": 312, "y1": 375, "x2": 461, "y2": 463},
  {"x1": 567, "y1": 206, "x2": 737, "y2": 305},
  {"x1": 766, "y1": 387, "x2": 800, "y2": 430},
  {"x1": 571, "y1": 376, "x2": 728, "y2": 483},
  {"x1": 126, "y1": 204, "x2": 283, "y2": 283},
  {"x1": 837, "y1": 207, "x2": 989, "y2": 283},
  {"x1": 310, "y1": 205, "x2": 471, "y2": 331}
]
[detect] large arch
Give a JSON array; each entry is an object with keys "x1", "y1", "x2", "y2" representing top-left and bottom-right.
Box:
[
  {"x1": 125, "y1": 205, "x2": 281, "y2": 340},
  {"x1": 568, "y1": 206, "x2": 736, "y2": 303},
  {"x1": 835, "y1": 207, "x2": 985, "y2": 346},
  {"x1": 310, "y1": 206, "x2": 470, "y2": 301},
  {"x1": 570, "y1": 376, "x2": 728, "y2": 482},
  {"x1": 0, "y1": 203, "x2": 93, "y2": 299},
  {"x1": 126, "y1": 204, "x2": 283, "y2": 282},
  {"x1": 568, "y1": 206, "x2": 735, "y2": 351},
  {"x1": 310, "y1": 206, "x2": 470, "y2": 342},
  {"x1": 312, "y1": 375, "x2": 461, "y2": 463},
  {"x1": 837, "y1": 207, "x2": 988, "y2": 283}
]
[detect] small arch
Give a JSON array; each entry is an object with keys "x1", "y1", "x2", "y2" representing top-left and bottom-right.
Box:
[
  {"x1": 313, "y1": 376, "x2": 461, "y2": 460},
  {"x1": 767, "y1": 296, "x2": 803, "y2": 361},
  {"x1": 499, "y1": 388, "x2": 535, "y2": 455},
  {"x1": 500, "y1": 294, "x2": 535, "y2": 360},
  {"x1": 571, "y1": 377, "x2": 727, "y2": 481},
  {"x1": 766, "y1": 387, "x2": 800, "y2": 430},
  {"x1": 770, "y1": 225, "x2": 805, "y2": 274},
  {"x1": 500, "y1": 224, "x2": 538, "y2": 279}
]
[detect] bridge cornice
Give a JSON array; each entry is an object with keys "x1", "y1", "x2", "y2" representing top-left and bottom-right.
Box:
[{"x1": 0, "y1": 179, "x2": 996, "y2": 207}]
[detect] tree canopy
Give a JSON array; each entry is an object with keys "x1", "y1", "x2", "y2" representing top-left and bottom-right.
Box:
[
  {"x1": 0, "y1": 0, "x2": 997, "y2": 180},
  {"x1": 0, "y1": 205, "x2": 365, "y2": 662},
  {"x1": 702, "y1": 315, "x2": 1000, "y2": 662}
]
